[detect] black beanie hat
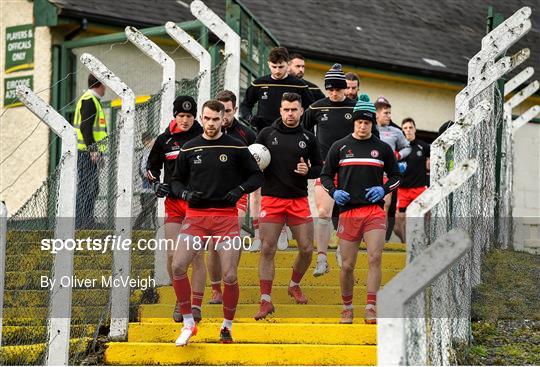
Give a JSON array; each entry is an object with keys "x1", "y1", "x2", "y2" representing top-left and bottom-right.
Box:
[
  {"x1": 324, "y1": 63, "x2": 347, "y2": 90},
  {"x1": 173, "y1": 95, "x2": 197, "y2": 117}
]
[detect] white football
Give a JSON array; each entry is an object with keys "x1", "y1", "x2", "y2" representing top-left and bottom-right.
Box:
[{"x1": 248, "y1": 143, "x2": 271, "y2": 170}]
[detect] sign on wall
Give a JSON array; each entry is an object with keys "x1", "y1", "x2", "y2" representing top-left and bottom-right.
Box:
[
  {"x1": 5, "y1": 24, "x2": 34, "y2": 73},
  {"x1": 4, "y1": 75, "x2": 33, "y2": 108}
]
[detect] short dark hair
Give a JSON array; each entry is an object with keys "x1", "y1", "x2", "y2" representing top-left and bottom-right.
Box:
[
  {"x1": 289, "y1": 53, "x2": 304, "y2": 61},
  {"x1": 202, "y1": 99, "x2": 225, "y2": 114},
  {"x1": 215, "y1": 90, "x2": 237, "y2": 108},
  {"x1": 345, "y1": 72, "x2": 360, "y2": 83},
  {"x1": 268, "y1": 47, "x2": 289, "y2": 64},
  {"x1": 281, "y1": 92, "x2": 302, "y2": 105},
  {"x1": 402, "y1": 117, "x2": 416, "y2": 127},
  {"x1": 88, "y1": 74, "x2": 102, "y2": 89}
]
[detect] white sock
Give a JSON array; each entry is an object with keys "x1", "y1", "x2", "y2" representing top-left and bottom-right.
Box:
[
  {"x1": 343, "y1": 304, "x2": 353, "y2": 311},
  {"x1": 254, "y1": 228, "x2": 260, "y2": 238},
  {"x1": 317, "y1": 253, "x2": 327, "y2": 262},
  {"x1": 183, "y1": 314, "x2": 195, "y2": 327},
  {"x1": 289, "y1": 280, "x2": 299, "y2": 287},
  {"x1": 261, "y1": 294, "x2": 271, "y2": 302},
  {"x1": 222, "y1": 319, "x2": 233, "y2": 330}
]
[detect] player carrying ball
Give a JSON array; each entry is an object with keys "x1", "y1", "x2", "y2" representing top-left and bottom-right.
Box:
[
  {"x1": 170, "y1": 100, "x2": 263, "y2": 346},
  {"x1": 320, "y1": 97, "x2": 401, "y2": 324},
  {"x1": 253, "y1": 92, "x2": 323, "y2": 319}
]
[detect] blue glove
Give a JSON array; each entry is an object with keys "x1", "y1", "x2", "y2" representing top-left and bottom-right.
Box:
[
  {"x1": 333, "y1": 190, "x2": 351, "y2": 206},
  {"x1": 365, "y1": 186, "x2": 385, "y2": 203},
  {"x1": 398, "y1": 162, "x2": 407, "y2": 173}
]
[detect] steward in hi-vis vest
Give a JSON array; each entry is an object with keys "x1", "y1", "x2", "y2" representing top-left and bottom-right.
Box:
[{"x1": 73, "y1": 86, "x2": 107, "y2": 152}]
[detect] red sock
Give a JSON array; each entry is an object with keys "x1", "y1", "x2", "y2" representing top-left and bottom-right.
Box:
[
  {"x1": 211, "y1": 281, "x2": 222, "y2": 293},
  {"x1": 172, "y1": 273, "x2": 192, "y2": 314},
  {"x1": 367, "y1": 292, "x2": 377, "y2": 306},
  {"x1": 260, "y1": 279, "x2": 272, "y2": 296},
  {"x1": 342, "y1": 293, "x2": 353, "y2": 307},
  {"x1": 291, "y1": 269, "x2": 304, "y2": 284},
  {"x1": 192, "y1": 291, "x2": 204, "y2": 309},
  {"x1": 253, "y1": 218, "x2": 259, "y2": 230},
  {"x1": 223, "y1": 280, "x2": 239, "y2": 320}
]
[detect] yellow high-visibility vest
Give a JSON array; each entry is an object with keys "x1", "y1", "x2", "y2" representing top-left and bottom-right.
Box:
[{"x1": 73, "y1": 90, "x2": 107, "y2": 151}]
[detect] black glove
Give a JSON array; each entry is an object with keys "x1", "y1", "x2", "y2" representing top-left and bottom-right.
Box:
[
  {"x1": 224, "y1": 186, "x2": 244, "y2": 204},
  {"x1": 155, "y1": 183, "x2": 171, "y2": 198},
  {"x1": 181, "y1": 190, "x2": 203, "y2": 205}
]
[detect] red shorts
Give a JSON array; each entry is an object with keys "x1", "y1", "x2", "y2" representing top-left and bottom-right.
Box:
[
  {"x1": 182, "y1": 207, "x2": 240, "y2": 240},
  {"x1": 259, "y1": 196, "x2": 312, "y2": 226},
  {"x1": 314, "y1": 175, "x2": 338, "y2": 187},
  {"x1": 164, "y1": 197, "x2": 188, "y2": 224},
  {"x1": 397, "y1": 186, "x2": 427, "y2": 210},
  {"x1": 337, "y1": 205, "x2": 386, "y2": 242},
  {"x1": 236, "y1": 194, "x2": 248, "y2": 212}
]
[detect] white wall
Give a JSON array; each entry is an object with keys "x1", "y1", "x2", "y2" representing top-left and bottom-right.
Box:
[{"x1": 0, "y1": 0, "x2": 52, "y2": 215}]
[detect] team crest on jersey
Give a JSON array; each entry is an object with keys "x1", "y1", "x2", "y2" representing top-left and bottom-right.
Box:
[
  {"x1": 346, "y1": 149, "x2": 354, "y2": 158},
  {"x1": 345, "y1": 113, "x2": 352, "y2": 120},
  {"x1": 299, "y1": 141, "x2": 306, "y2": 148},
  {"x1": 194, "y1": 155, "x2": 202, "y2": 164},
  {"x1": 321, "y1": 113, "x2": 328, "y2": 121},
  {"x1": 272, "y1": 137, "x2": 278, "y2": 145},
  {"x1": 219, "y1": 154, "x2": 228, "y2": 162},
  {"x1": 338, "y1": 225, "x2": 344, "y2": 233},
  {"x1": 182, "y1": 223, "x2": 190, "y2": 230},
  {"x1": 262, "y1": 91, "x2": 268, "y2": 100},
  {"x1": 370, "y1": 150, "x2": 379, "y2": 158},
  {"x1": 182, "y1": 101, "x2": 192, "y2": 110},
  {"x1": 417, "y1": 150, "x2": 423, "y2": 156},
  {"x1": 259, "y1": 210, "x2": 267, "y2": 218}
]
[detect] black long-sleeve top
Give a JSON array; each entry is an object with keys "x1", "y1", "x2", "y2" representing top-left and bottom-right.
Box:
[
  {"x1": 321, "y1": 134, "x2": 402, "y2": 212},
  {"x1": 303, "y1": 97, "x2": 379, "y2": 159},
  {"x1": 146, "y1": 121, "x2": 203, "y2": 185},
  {"x1": 303, "y1": 79, "x2": 325, "y2": 102},
  {"x1": 222, "y1": 118, "x2": 257, "y2": 146},
  {"x1": 80, "y1": 99, "x2": 97, "y2": 150},
  {"x1": 256, "y1": 119, "x2": 323, "y2": 198},
  {"x1": 239, "y1": 74, "x2": 314, "y2": 132},
  {"x1": 171, "y1": 133, "x2": 264, "y2": 209}
]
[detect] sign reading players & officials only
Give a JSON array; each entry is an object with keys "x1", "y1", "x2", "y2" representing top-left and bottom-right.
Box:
[{"x1": 5, "y1": 24, "x2": 34, "y2": 73}]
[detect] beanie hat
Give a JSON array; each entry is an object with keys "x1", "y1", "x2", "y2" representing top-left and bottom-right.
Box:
[
  {"x1": 173, "y1": 95, "x2": 197, "y2": 117},
  {"x1": 352, "y1": 94, "x2": 376, "y2": 123},
  {"x1": 324, "y1": 63, "x2": 347, "y2": 90}
]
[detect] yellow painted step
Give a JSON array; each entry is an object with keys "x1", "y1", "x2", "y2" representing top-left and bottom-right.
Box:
[
  {"x1": 158, "y1": 285, "x2": 369, "y2": 305},
  {"x1": 105, "y1": 342, "x2": 376, "y2": 365},
  {"x1": 140, "y1": 303, "x2": 363, "y2": 319},
  {"x1": 238, "y1": 251, "x2": 405, "y2": 269},
  {"x1": 171, "y1": 267, "x2": 398, "y2": 287},
  {"x1": 128, "y1": 322, "x2": 376, "y2": 344},
  {"x1": 0, "y1": 338, "x2": 91, "y2": 365},
  {"x1": 140, "y1": 316, "x2": 369, "y2": 324},
  {"x1": 287, "y1": 239, "x2": 406, "y2": 252}
]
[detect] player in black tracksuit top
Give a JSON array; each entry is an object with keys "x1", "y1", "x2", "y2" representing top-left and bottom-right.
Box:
[
  {"x1": 171, "y1": 133, "x2": 263, "y2": 209},
  {"x1": 146, "y1": 121, "x2": 202, "y2": 186},
  {"x1": 169, "y1": 100, "x2": 263, "y2": 346},
  {"x1": 320, "y1": 99, "x2": 401, "y2": 324},
  {"x1": 240, "y1": 74, "x2": 313, "y2": 132},
  {"x1": 252, "y1": 92, "x2": 323, "y2": 319},
  {"x1": 304, "y1": 79, "x2": 325, "y2": 102},
  {"x1": 145, "y1": 95, "x2": 205, "y2": 324}
]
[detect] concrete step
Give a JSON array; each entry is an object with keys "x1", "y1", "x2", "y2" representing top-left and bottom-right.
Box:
[
  {"x1": 104, "y1": 342, "x2": 376, "y2": 365},
  {"x1": 158, "y1": 285, "x2": 369, "y2": 305},
  {"x1": 127, "y1": 321, "x2": 376, "y2": 345},
  {"x1": 140, "y1": 303, "x2": 367, "y2": 320}
]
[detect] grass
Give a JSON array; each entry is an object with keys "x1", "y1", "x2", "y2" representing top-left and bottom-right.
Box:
[{"x1": 455, "y1": 249, "x2": 539, "y2": 365}]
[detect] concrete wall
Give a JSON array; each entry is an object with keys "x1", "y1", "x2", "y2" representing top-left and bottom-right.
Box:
[{"x1": 0, "y1": 0, "x2": 52, "y2": 215}]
